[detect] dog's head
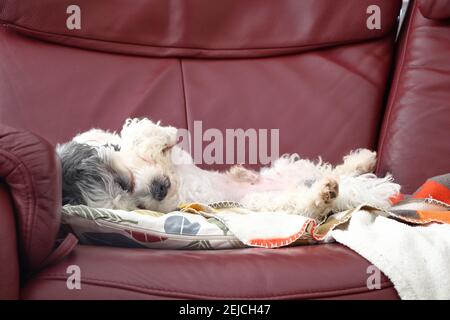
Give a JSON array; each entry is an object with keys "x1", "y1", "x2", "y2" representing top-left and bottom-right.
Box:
[{"x1": 57, "y1": 118, "x2": 181, "y2": 212}]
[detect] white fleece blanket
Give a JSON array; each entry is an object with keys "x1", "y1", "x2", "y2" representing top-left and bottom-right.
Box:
[{"x1": 331, "y1": 210, "x2": 450, "y2": 300}]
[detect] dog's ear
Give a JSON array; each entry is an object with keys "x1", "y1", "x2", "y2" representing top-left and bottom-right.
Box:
[{"x1": 57, "y1": 141, "x2": 105, "y2": 206}]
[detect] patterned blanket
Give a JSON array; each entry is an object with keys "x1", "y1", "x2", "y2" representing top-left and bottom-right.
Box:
[
  {"x1": 388, "y1": 174, "x2": 450, "y2": 224},
  {"x1": 61, "y1": 174, "x2": 450, "y2": 249}
]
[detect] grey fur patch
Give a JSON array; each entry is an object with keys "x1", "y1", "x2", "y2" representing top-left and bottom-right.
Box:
[
  {"x1": 57, "y1": 142, "x2": 114, "y2": 206},
  {"x1": 304, "y1": 179, "x2": 316, "y2": 187}
]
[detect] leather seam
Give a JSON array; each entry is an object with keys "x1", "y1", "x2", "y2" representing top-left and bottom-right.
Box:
[
  {"x1": 31, "y1": 274, "x2": 393, "y2": 299},
  {"x1": 1, "y1": 22, "x2": 394, "y2": 53},
  {"x1": 178, "y1": 59, "x2": 189, "y2": 131},
  {"x1": 376, "y1": 0, "x2": 417, "y2": 172}
]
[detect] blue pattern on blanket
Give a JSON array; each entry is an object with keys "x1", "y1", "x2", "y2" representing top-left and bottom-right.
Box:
[{"x1": 164, "y1": 216, "x2": 201, "y2": 235}]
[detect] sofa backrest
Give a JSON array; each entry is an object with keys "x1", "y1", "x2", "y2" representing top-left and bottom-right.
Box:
[
  {"x1": 0, "y1": 0, "x2": 402, "y2": 169},
  {"x1": 376, "y1": 0, "x2": 450, "y2": 193}
]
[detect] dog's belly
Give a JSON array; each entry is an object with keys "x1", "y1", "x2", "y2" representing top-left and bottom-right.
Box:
[
  {"x1": 173, "y1": 157, "x2": 326, "y2": 205},
  {"x1": 242, "y1": 175, "x2": 317, "y2": 194},
  {"x1": 175, "y1": 173, "x2": 289, "y2": 204},
  {"x1": 242, "y1": 177, "x2": 286, "y2": 192},
  {"x1": 224, "y1": 172, "x2": 322, "y2": 203}
]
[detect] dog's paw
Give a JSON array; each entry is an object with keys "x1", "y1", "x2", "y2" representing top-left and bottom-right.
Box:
[
  {"x1": 355, "y1": 149, "x2": 377, "y2": 173},
  {"x1": 120, "y1": 118, "x2": 178, "y2": 161},
  {"x1": 316, "y1": 177, "x2": 339, "y2": 206},
  {"x1": 228, "y1": 165, "x2": 260, "y2": 184},
  {"x1": 347, "y1": 148, "x2": 377, "y2": 173},
  {"x1": 335, "y1": 148, "x2": 377, "y2": 176}
]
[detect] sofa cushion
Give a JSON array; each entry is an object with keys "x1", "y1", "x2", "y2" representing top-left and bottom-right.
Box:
[
  {"x1": 0, "y1": 24, "x2": 399, "y2": 166},
  {"x1": 0, "y1": 27, "x2": 187, "y2": 146},
  {"x1": 21, "y1": 244, "x2": 399, "y2": 299},
  {"x1": 0, "y1": 0, "x2": 402, "y2": 58},
  {"x1": 182, "y1": 37, "x2": 397, "y2": 170},
  {"x1": 60, "y1": 202, "x2": 355, "y2": 249}
]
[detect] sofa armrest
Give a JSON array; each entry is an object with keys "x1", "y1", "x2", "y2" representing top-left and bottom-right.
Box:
[
  {"x1": 0, "y1": 182, "x2": 20, "y2": 299},
  {"x1": 0, "y1": 124, "x2": 62, "y2": 273}
]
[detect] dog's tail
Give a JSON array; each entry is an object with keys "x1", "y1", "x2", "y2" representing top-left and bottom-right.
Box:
[{"x1": 334, "y1": 173, "x2": 401, "y2": 211}]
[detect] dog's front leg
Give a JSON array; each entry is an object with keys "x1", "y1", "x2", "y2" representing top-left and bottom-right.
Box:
[
  {"x1": 73, "y1": 128, "x2": 121, "y2": 147},
  {"x1": 241, "y1": 177, "x2": 339, "y2": 220},
  {"x1": 227, "y1": 165, "x2": 260, "y2": 184}
]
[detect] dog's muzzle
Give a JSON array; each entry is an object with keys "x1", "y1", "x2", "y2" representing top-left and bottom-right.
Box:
[{"x1": 150, "y1": 175, "x2": 171, "y2": 201}]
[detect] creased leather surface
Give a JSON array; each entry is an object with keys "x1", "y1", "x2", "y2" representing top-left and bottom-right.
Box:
[
  {"x1": 0, "y1": 28, "x2": 395, "y2": 166},
  {"x1": 0, "y1": 0, "x2": 401, "y2": 58},
  {"x1": 0, "y1": 125, "x2": 61, "y2": 272},
  {"x1": 21, "y1": 244, "x2": 399, "y2": 300},
  {"x1": 0, "y1": 28, "x2": 187, "y2": 145},
  {"x1": 0, "y1": 183, "x2": 20, "y2": 299},
  {"x1": 183, "y1": 37, "x2": 395, "y2": 171},
  {"x1": 377, "y1": 0, "x2": 450, "y2": 193}
]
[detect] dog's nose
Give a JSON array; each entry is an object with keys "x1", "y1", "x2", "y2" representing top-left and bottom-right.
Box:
[{"x1": 150, "y1": 176, "x2": 171, "y2": 201}]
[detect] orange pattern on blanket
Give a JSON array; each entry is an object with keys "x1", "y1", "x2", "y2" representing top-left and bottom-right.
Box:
[
  {"x1": 389, "y1": 193, "x2": 405, "y2": 205},
  {"x1": 417, "y1": 211, "x2": 450, "y2": 224},
  {"x1": 248, "y1": 228, "x2": 309, "y2": 248},
  {"x1": 389, "y1": 175, "x2": 450, "y2": 225},
  {"x1": 413, "y1": 180, "x2": 450, "y2": 204}
]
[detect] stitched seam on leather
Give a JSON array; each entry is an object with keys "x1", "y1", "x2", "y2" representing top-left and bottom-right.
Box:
[
  {"x1": 376, "y1": 0, "x2": 417, "y2": 172},
  {"x1": 315, "y1": 286, "x2": 397, "y2": 299},
  {"x1": 34, "y1": 274, "x2": 393, "y2": 299},
  {"x1": 0, "y1": 149, "x2": 36, "y2": 259},
  {"x1": 178, "y1": 59, "x2": 189, "y2": 132},
  {"x1": 2, "y1": 22, "x2": 394, "y2": 52}
]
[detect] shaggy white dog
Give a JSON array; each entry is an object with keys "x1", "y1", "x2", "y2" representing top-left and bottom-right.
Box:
[{"x1": 57, "y1": 118, "x2": 400, "y2": 220}]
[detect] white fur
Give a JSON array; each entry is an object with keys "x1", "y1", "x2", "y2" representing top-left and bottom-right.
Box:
[{"x1": 71, "y1": 118, "x2": 401, "y2": 220}]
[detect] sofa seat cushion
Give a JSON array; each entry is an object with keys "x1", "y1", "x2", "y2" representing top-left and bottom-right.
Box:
[{"x1": 21, "y1": 244, "x2": 399, "y2": 299}]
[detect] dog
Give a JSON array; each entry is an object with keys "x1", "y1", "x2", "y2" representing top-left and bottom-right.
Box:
[{"x1": 57, "y1": 118, "x2": 400, "y2": 220}]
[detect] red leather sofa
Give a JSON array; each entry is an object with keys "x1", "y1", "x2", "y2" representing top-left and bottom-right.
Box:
[{"x1": 0, "y1": 0, "x2": 449, "y2": 300}]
